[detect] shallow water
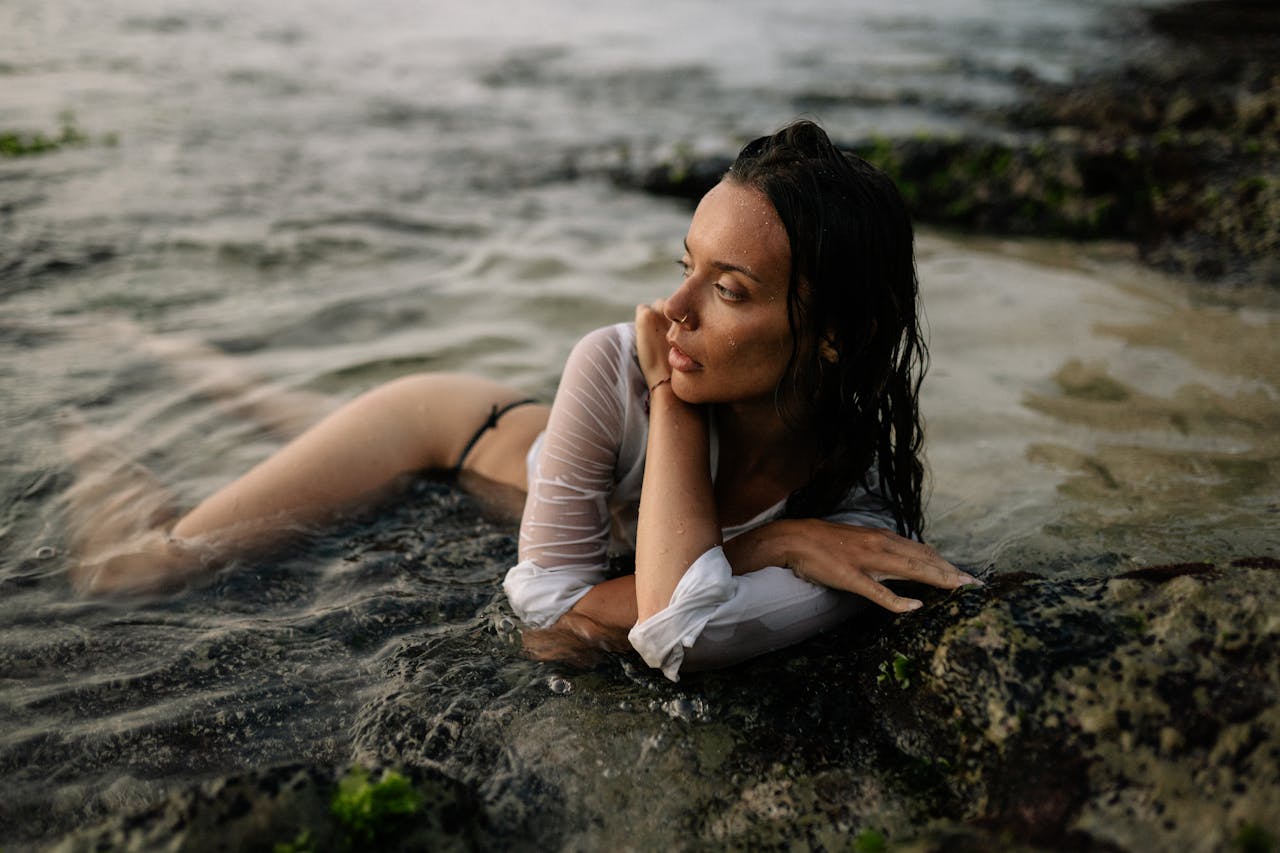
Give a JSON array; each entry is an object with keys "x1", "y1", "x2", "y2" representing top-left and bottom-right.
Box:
[{"x1": 2, "y1": 0, "x2": 1278, "y2": 846}]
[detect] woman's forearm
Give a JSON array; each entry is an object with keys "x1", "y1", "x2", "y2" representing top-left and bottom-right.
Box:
[
  {"x1": 558, "y1": 574, "x2": 637, "y2": 648},
  {"x1": 634, "y1": 384, "x2": 721, "y2": 621}
]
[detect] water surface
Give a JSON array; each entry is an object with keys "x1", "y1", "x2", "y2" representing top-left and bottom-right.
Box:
[{"x1": 2, "y1": 0, "x2": 1277, "y2": 845}]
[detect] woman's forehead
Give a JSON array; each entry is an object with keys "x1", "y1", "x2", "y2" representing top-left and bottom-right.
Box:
[{"x1": 686, "y1": 181, "x2": 791, "y2": 285}]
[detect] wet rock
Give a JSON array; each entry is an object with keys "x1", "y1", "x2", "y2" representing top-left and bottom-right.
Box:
[
  {"x1": 52, "y1": 557, "x2": 1280, "y2": 851},
  {"x1": 612, "y1": 0, "x2": 1280, "y2": 286},
  {"x1": 50, "y1": 763, "x2": 494, "y2": 853},
  {"x1": 862, "y1": 565, "x2": 1280, "y2": 851}
]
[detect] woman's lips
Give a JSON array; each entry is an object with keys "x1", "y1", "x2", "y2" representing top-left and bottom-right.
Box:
[{"x1": 668, "y1": 342, "x2": 702, "y2": 372}]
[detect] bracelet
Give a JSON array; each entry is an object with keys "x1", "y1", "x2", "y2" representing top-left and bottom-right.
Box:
[{"x1": 648, "y1": 377, "x2": 672, "y2": 395}]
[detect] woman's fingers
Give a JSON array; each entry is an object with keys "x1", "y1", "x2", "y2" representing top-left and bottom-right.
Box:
[
  {"x1": 889, "y1": 549, "x2": 977, "y2": 589},
  {"x1": 805, "y1": 524, "x2": 979, "y2": 612},
  {"x1": 855, "y1": 528, "x2": 977, "y2": 589},
  {"x1": 634, "y1": 302, "x2": 674, "y2": 387},
  {"x1": 635, "y1": 300, "x2": 667, "y2": 327},
  {"x1": 843, "y1": 570, "x2": 924, "y2": 613}
]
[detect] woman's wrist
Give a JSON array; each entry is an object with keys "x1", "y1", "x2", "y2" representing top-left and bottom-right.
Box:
[
  {"x1": 724, "y1": 518, "x2": 804, "y2": 575},
  {"x1": 648, "y1": 376, "x2": 673, "y2": 395}
]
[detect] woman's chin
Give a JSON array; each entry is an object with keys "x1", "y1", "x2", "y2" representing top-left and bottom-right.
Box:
[{"x1": 668, "y1": 378, "x2": 700, "y2": 404}]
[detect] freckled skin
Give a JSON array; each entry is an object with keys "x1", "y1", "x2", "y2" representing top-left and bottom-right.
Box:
[{"x1": 664, "y1": 182, "x2": 795, "y2": 409}]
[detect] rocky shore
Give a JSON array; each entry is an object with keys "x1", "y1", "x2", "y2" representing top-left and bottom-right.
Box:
[
  {"x1": 52, "y1": 557, "x2": 1279, "y2": 851},
  {"x1": 625, "y1": 0, "x2": 1280, "y2": 287}
]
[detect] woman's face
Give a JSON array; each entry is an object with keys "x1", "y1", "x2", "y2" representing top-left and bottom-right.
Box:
[{"x1": 664, "y1": 180, "x2": 797, "y2": 409}]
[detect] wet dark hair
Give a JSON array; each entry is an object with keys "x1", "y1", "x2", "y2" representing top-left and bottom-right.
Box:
[{"x1": 727, "y1": 120, "x2": 927, "y2": 536}]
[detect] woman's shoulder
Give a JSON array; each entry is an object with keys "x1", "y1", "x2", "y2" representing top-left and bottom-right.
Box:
[
  {"x1": 571, "y1": 322, "x2": 635, "y2": 356},
  {"x1": 564, "y1": 322, "x2": 638, "y2": 379},
  {"x1": 556, "y1": 322, "x2": 644, "y2": 411}
]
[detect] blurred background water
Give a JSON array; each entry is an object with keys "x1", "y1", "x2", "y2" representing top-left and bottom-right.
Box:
[{"x1": 2, "y1": 0, "x2": 1277, "y2": 846}]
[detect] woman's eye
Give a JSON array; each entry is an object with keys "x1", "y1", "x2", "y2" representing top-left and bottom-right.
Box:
[
  {"x1": 714, "y1": 282, "x2": 745, "y2": 302},
  {"x1": 676, "y1": 259, "x2": 691, "y2": 278}
]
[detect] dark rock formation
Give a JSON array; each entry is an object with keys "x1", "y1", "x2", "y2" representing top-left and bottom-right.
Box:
[{"x1": 53, "y1": 557, "x2": 1280, "y2": 851}]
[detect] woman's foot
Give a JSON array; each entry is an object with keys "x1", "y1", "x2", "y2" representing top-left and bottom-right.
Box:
[
  {"x1": 138, "y1": 332, "x2": 333, "y2": 439},
  {"x1": 69, "y1": 530, "x2": 201, "y2": 596},
  {"x1": 58, "y1": 409, "x2": 195, "y2": 595}
]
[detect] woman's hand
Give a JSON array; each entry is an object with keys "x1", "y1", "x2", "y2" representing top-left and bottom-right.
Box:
[
  {"x1": 723, "y1": 518, "x2": 978, "y2": 613},
  {"x1": 634, "y1": 299, "x2": 673, "y2": 390},
  {"x1": 520, "y1": 615, "x2": 622, "y2": 668},
  {"x1": 522, "y1": 578, "x2": 637, "y2": 666}
]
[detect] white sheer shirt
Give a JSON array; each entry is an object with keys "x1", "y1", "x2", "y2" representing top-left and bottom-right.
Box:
[{"x1": 502, "y1": 323, "x2": 895, "y2": 680}]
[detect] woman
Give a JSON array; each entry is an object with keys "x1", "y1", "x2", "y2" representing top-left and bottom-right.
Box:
[{"x1": 70, "y1": 120, "x2": 975, "y2": 681}]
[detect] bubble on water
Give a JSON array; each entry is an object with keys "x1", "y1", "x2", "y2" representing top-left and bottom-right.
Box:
[
  {"x1": 547, "y1": 675, "x2": 573, "y2": 695},
  {"x1": 659, "y1": 696, "x2": 709, "y2": 722},
  {"x1": 35, "y1": 545, "x2": 57, "y2": 560},
  {"x1": 662, "y1": 698, "x2": 694, "y2": 721},
  {"x1": 484, "y1": 610, "x2": 522, "y2": 646}
]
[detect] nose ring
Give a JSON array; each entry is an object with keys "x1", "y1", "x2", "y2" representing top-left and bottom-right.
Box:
[{"x1": 668, "y1": 311, "x2": 688, "y2": 324}]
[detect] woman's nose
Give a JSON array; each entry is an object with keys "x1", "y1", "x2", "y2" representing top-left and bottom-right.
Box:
[{"x1": 665, "y1": 278, "x2": 697, "y2": 327}]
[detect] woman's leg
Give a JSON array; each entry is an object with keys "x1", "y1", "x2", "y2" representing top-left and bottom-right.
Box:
[
  {"x1": 70, "y1": 373, "x2": 549, "y2": 595},
  {"x1": 137, "y1": 334, "x2": 336, "y2": 440}
]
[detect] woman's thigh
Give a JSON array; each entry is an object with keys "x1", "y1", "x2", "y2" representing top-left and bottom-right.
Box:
[{"x1": 171, "y1": 373, "x2": 547, "y2": 542}]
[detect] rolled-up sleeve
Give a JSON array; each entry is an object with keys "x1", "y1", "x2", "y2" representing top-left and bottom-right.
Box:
[
  {"x1": 627, "y1": 545, "x2": 868, "y2": 681},
  {"x1": 627, "y1": 492, "x2": 899, "y2": 681},
  {"x1": 502, "y1": 559, "x2": 603, "y2": 628},
  {"x1": 626, "y1": 546, "x2": 737, "y2": 679}
]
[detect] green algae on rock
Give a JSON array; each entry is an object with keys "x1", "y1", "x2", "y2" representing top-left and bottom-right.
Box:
[
  {"x1": 50, "y1": 763, "x2": 493, "y2": 853},
  {"x1": 0, "y1": 112, "x2": 92, "y2": 158}
]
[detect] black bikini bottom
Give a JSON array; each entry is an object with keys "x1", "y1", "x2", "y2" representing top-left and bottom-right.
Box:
[{"x1": 453, "y1": 398, "x2": 541, "y2": 472}]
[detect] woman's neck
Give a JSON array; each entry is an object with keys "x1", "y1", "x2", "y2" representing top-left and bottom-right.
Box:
[{"x1": 711, "y1": 401, "x2": 817, "y2": 521}]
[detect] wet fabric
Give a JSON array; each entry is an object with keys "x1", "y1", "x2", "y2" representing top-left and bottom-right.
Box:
[{"x1": 503, "y1": 323, "x2": 895, "y2": 680}]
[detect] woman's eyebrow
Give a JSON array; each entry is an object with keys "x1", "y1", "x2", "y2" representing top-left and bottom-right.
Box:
[{"x1": 683, "y1": 239, "x2": 763, "y2": 283}]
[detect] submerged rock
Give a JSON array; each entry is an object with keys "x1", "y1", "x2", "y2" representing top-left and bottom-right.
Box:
[{"x1": 55, "y1": 557, "x2": 1280, "y2": 851}]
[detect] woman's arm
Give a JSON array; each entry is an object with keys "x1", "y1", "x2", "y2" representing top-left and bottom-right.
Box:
[
  {"x1": 631, "y1": 302, "x2": 722, "y2": 621},
  {"x1": 634, "y1": 384, "x2": 720, "y2": 619},
  {"x1": 545, "y1": 517, "x2": 974, "y2": 644},
  {"x1": 722, "y1": 518, "x2": 976, "y2": 612},
  {"x1": 514, "y1": 301, "x2": 715, "y2": 664},
  {"x1": 511, "y1": 315, "x2": 718, "y2": 665},
  {"x1": 536, "y1": 509, "x2": 976, "y2": 675},
  {"x1": 519, "y1": 574, "x2": 637, "y2": 664},
  {"x1": 626, "y1": 516, "x2": 976, "y2": 678},
  {"x1": 504, "y1": 326, "x2": 632, "y2": 627}
]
